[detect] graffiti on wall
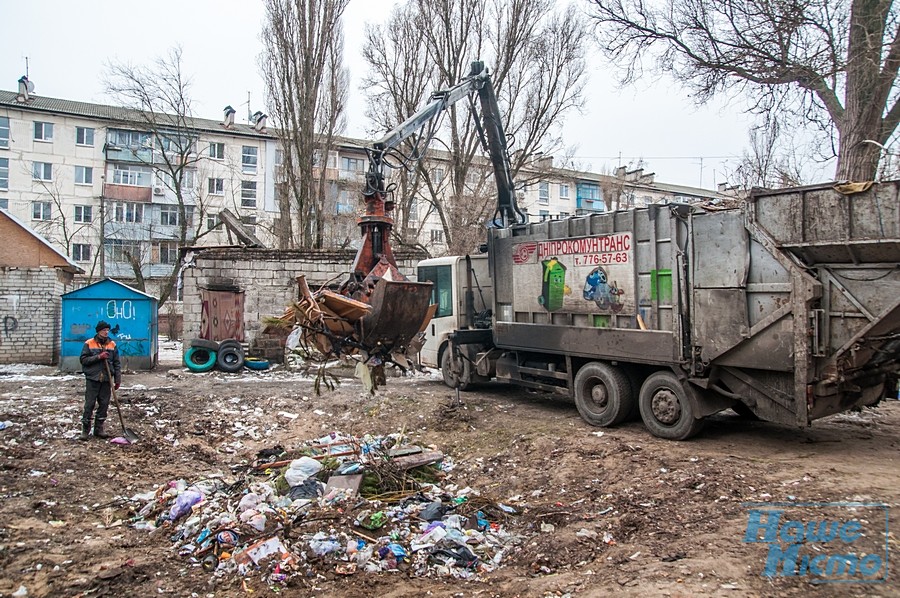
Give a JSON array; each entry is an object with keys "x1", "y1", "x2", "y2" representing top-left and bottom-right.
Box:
[
  {"x1": 1, "y1": 315, "x2": 18, "y2": 343},
  {"x1": 106, "y1": 300, "x2": 136, "y2": 321}
]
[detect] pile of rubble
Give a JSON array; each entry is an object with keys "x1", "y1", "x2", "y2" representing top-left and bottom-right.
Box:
[{"x1": 125, "y1": 431, "x2": 524, "y2": 587}]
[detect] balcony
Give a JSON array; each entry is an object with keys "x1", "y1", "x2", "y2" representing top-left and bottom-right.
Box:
[
  {"x1": 103, "y1": 183, "x2": 152, "y2": 203},
  {"x1": 105, "y1": 145, "x2": 153, "y2": 164}
]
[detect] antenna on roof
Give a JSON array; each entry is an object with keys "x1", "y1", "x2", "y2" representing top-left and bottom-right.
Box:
[{"x1": 24, "y1": 56, "x2": 29, "y2": 78}]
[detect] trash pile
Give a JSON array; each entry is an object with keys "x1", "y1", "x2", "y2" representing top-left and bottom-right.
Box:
[
  {"x1": 125, "y1": 431, "x2": 524, "y2": 586},
  {"x1": 265, "y1": 275, "x2": 433, "y2": 387}
]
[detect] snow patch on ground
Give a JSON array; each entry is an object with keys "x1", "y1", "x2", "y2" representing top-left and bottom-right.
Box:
[
  {"x1": 0, "y1": 364, "x2": 45, "y2": 375},
  {"x1": 158, "y1": 339, "x2": 183, "y2": 365}
]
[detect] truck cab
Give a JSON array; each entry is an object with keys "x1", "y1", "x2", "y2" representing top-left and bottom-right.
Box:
[{"x1": 416, "y1": 254, "x2": 492, "y2": 375}]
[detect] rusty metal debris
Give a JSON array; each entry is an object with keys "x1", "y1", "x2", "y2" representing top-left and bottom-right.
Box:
[{"x1": 268, "y1": 275, "x2": 434, "y2": 384}]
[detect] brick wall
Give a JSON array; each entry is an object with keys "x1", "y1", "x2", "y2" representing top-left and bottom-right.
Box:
[
  {"x1": 0, "y1": 267, "x2": 75, "y2": 365},
  {"x1": 182, "y1": 248, "x2": 425, "y2": 363}
]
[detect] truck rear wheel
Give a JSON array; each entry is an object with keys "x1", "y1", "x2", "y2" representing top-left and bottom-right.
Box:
[
  {"x1": 574, "y1": 362, "x2": 633, "y2": 427},
  {"x1": 638, "y1": 371, "x2": 705, "y2": 440},
  {"x1": 441, "y1": 346, "x2": 472, "y2": 390}
]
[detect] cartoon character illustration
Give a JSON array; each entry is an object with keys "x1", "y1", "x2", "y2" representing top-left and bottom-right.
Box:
[
  {"x1": 583, "y1": 266, "x2": 625, "y2": 312},
  {"x1": 538, "y1": 258, "x2": 571, "y2": 312}
]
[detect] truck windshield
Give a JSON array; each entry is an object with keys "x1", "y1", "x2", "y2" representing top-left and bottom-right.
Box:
[{"x1": 418, "y1": 265, "x2": 453, "y2": 317}]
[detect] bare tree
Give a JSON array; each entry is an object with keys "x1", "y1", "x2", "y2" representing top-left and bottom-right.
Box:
[
  {"x1": 589, "y1": 0, "x2": 900, "y2": 182},
  {"x1": 262, "y1": 0, "x2": 349, "y2": 249},
  {"x1": 104, "y1": 47, "x2": 212, "y2": 306},
  {"x1": 726, "y1": 115, "x2": 807, "y2": 190},
  {"x1": 28, "y1": 172, "x2": 101, "y2": 278},
  {"x1": 362, "y1": 0, "x2": 588, "y2": 255}
]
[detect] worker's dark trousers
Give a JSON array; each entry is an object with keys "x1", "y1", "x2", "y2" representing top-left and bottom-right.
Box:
[{"x1": 83, "y1": 379, "x2": 111, "y2": 427}]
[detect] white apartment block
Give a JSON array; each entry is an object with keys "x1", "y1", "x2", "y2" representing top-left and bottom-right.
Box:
[
  {"x1": 1, "y1": 79, "x2": 730, "y2": 284},
  {"x1": 0, "y1": 83, "x2": 279, "y2": 298}
]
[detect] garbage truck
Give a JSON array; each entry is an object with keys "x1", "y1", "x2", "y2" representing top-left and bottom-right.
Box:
[{"x1": 419, "y1": 181, "x2": 900, "y2": 440}]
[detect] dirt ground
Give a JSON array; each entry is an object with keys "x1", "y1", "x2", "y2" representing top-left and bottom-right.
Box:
[{"x1": 0, "y1": 348, "x2": 897, "y2": 598}]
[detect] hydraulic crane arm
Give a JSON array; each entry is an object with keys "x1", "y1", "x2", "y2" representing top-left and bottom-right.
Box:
[{"x1": 366, "y1": 60, "x2": 527, "y2": 228}]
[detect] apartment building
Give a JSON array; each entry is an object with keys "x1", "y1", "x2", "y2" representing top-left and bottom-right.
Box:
[
  {"x1": 405, "y1": 155, "x2": 728, "y2": 253},
  {"x1": 1, "y1": 78, "x2": 728, "y2": 286},
  {"x1": 0, "y1": 80, "x2": 279, "y2": 299}
]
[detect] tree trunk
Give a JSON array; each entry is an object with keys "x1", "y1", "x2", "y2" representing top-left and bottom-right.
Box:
[{"x1": 835, "y1": 126, "x2": 884, "y2": 181}]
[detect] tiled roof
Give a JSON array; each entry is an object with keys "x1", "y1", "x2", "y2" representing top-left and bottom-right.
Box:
[{"x1": 0, "y1": 90, "x2": 276, "y2": 139}]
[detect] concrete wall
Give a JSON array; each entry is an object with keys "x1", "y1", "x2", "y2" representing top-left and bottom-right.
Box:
[
  {"x1": 182, "y1": 248, "x2": 425, "y2": 362},
  {"x1": 0, "y1": 267, "x2": 75, "y2": 365}
]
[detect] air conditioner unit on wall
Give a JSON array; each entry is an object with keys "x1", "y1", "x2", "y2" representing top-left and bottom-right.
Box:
[{"x1": 153, "y1": 186, "x2": 165, "y2": 196}]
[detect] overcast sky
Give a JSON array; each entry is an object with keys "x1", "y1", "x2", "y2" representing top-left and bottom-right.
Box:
[{"x1": 0, "y1": 0, "x2": 812, "y2": 189}]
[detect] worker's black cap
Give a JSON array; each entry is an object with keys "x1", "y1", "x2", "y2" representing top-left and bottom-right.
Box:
[{"x1": 96, "y1": 320, "x2": 111, "y2": 333}]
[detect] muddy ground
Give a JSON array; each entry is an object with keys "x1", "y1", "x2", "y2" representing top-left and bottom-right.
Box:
[{"x1": 0, "y1": 347, "x2": 897, "y2": 598}]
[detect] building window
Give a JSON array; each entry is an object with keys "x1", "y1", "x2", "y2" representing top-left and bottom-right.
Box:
[
  {"x1": 160, "y1": 205, "x2": 179, "y2": 226},
  {"x1": 209, "y1": 142, "x2": 225, "y2": 160},
  {"x1": 430, "y1": 229, "x2": 444, "y2": 244},
  {"x1": 242, "y1": 146, "x2": 258, "y2": 172},
  {"x1": 0, "y1": 157, "x2": 7, "y2": 189},
  {"x1": 110, "y1": 202, "x2": 144, "y2": 223},
  {"x1": 340, "y1": 156, "x2": 366, "y2": 172},
  {"x1": 432, "y1": 167, "x2": 445, "y2": 183},
  {"x1": 206, "y1": 213, "x2": 222, "y2": 230},
  {"x1": 241, "y1": 181, "x2": 257, "y2": 207},
  {"x1": 539, "y1": 210, "x2": 550, "y2": 221},
  {"x1": 316, "y1": 150, "x2": 339, "y2": 169},
  {"x1": 32, "y1": 201, "x2": 52, "y2": 221},
  {"x1": 240, "y1": 215, "x2": 257, "y2": 233},
  {"x1": 112, "y1": 164, "x2": 152, "y2": 186},
  {"x1": 105, "y1": 239, "x2": 143, "y2": 263},
  {"x1": 538, "y1": 181, "x2": 550, "y2": 204},
  {"x1": 33, "y1": 162, "x2": 53, "y2": 181},
  {"x1": 74, "y1": 205, "x2": 93, "y2": 223},
  {"x1": 0, "y1": 117, "x2": 9, "y2": 148},
  {"x1": 208, "y1": 178, "x2": 224, "y2": 195},
  {"x1": 157, "y1": 241, "x2": 178, "y2": 265},
  {"x1": 108, "y1": 129, "x2": 150, "y2": 148},
  {"x1": 559, "y1": 184, "x2": 569, "y2": 199},
  {"x1": 408, "y1": 199, "x2": 418, "y2": 222},
  {"x1": 0, "y1": 199, "x2": 7, "y2": 210},
  {"x1": 72, "y1": 243, "x2": 92, "y2": 262},
  {"x1": 275, "y1": 149, "x2": 284, "y2": 166},
  {"x1": 34, "y1": 121, "x2": 53, "y2": 142},
  {"x1": 76, "y1": 127, "x2": 95, "y2": 146},
  {"x1": 559, "y1": 211, "x2": 570, "y2": 218},
  {"x1": 75, "y1": 166, "x2": 93, "y2": 185}
]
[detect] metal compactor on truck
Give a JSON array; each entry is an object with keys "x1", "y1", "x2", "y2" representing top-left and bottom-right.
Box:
[{"x1": 417, "y1": 111, "x2": 900, "y2": 439}]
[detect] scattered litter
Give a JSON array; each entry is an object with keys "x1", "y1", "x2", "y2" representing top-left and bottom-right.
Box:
[
  {"x1": 591, "y1": 431, "x2": 604, "y2": 437},
  {"x1": 109, "y1": 437, "x2": 131, "y2": 445},
  {"x1": 0, "y1": 420, "x2": 14, "y2": 430},
  {"x1": 12, "y1": 586, "x2": 27, "y2": 597},
  {"x1": 126, "y1": 430, "x2": 525, "y2": 585}
]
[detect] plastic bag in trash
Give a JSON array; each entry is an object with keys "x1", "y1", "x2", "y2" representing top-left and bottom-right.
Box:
[
  {"x1": 284, "y1": 457, "x2": 323, "y2": 487},
  {"x1": 168, "y1": 490, "x2": 202, "y2": 521},
  {"x1": 287, "y1": 478, "x2": 322, "y2": 500}
]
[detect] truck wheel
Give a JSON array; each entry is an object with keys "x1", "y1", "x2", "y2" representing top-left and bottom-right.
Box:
[
  {"x1": 441, "y1": 346, "x2": 472, "y2": 390},
  {"x1": 638, "y1": 371, "x2": 706, "y2": 440},
  {"x1": 574, "y1": 362, "x2": 633, "y2": 427}
]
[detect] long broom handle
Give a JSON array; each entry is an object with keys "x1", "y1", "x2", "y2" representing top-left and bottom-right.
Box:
[{"x1": 104, "y1": 360, "x2": 127, "y2": 432}]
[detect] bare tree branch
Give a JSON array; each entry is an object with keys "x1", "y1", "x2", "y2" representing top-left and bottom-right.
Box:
[
  {"x1": 262, "y1": 0, "x2": 350, "y2": 249},
  {"x1": 590, "y1": 0, "x2": 900, "y2": 181}
]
